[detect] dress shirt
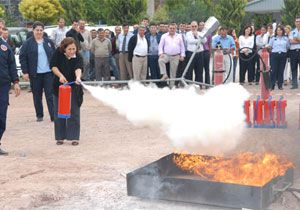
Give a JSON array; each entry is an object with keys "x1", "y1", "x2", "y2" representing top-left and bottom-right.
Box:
[
  {"x1": 289, "y1": 28, "x2": 300, "y2": 50},
  {"x1": 133, "y1": 35, "x2": 148, "y2": 56},
  {"x1": 239, "y1": 35, "x2": 255, "y2": 52},
  {"x1": 256, "y1": 33, "x2": 268, "y2": 48},
  {"x1": 212, "y1": 35, "x2": 235, "y2": 49},
  {"x1": 185, "y1": 31, "x2": 207, "y2": 52},
  {"x1": 158, "y1": 32, "x2": 185, "y2": 57},
  {"x1": 149, "y1": 35, "x2": 159, "y2": 55},
  {"x1": 118, "y1": 32, "x2": 133, "y2": 52},
  {"x1": 51, "y1": 27, "x2": 67, "y2": 47},
  {"x1": 269, "y1": 36, "x2": 290, "y2": 53}
]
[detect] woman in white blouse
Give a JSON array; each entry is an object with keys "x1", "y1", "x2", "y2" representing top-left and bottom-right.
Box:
[{"x1": 239, "y1": 25, "x2": 255, "y2": 85}]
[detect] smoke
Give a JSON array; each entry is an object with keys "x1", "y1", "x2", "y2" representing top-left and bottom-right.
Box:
[{"x1": 83, "y1": 82, "x2": 250, "y2": 156}]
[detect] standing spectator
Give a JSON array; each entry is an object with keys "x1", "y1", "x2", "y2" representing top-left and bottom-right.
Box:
[
  {"x1": 284, "y1": 25, "x2": 292, "y2": 85},
  {"x1": 289, "y1": 16, "x2": 300, "y2": 89},
  {"x1": 228, "y1": 28, "x2": 239, "y2": 83},
  {"x1": 269, "y1": 25, "x2": 290, "y2": 90},
  {"x1": 199, "y1": 21, "x2": 212, "y2": 85},
  {"x1": 50, "y1": 37, "x2": 83, "y2": 146},
  {"x1": 255, "y1": 25, "x2": 268, "y2": 84},
  {"x1": 158, "y1": 22, "x2": 166, "y2": 35},
  {"x1": 2, "y1": 28, "x2": 16, "y2": 53},
  {"x1": 112, "y1": 26, "x2": 121, "y2": 74},
  {"x1": 19, "y1": 21, "x2": 55, "y2": 122},
  {"x1": 251, "y1": 24, "x2": 260, "y2": 85},
  {"x1": 185, "y1": 23, "x2": 191, "y2": 32},
  {"x1": 176, "y1": 22, "x2": 187, "y2": 86},
  {"x1": 146, "y1": 23, "x2": 161, "y2": 80},
  {"x1": 158, "y1": 23, "x2": 185, "y2": 88},
  {"x1": 0, "y1": 23, "x2": 20, "y2": 155},
  {"x1": 239, "y1": 25, "x2": 255, "y2": 85},
  {"x1": 78, "y1": 20, "x2": 91, "y2": 81},
  {"x1": 118, "y1": 24, "x2": 133, "y2": 80},
  {"x1": 51, "y1": 17, "x2": 67, "y2": 48},
  {"x1": 26, "y1": 21, "x2": 48, "y2": 40},
  {"x1": 89, "y1": 29, "x2": 97, "y2": 81},
  {"x1": 105, "y1": 29, "x2": 119, "y2": 79},
  {"x1": 185, "y1": 21, "x2": 207, "y2": 86},
  {"x1": 266, "y1": 24, "x2": 274, "y2": 43},
  {"x1": 91, "y1": 28, "x2": 111, "y2": 81},
  {"x1": 66, "y1": 20, "x2": 84, "y2": 50},
  {"x1": 212, "y1": 27, "x2": 236, "y2": 83},
  {"x1": 128, "y1": 25, "x2": 149, "y2": 80}
]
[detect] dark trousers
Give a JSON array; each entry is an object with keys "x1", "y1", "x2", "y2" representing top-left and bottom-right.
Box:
[
  {"x1": 203, "y1": 50, "x2": 211, "y2": 84},
  {"x1": 232, "y1": 56, "x2": 238, "y2": 82},
  {"x1": 148, "y1": 55, "x2": 160, "y2": 79},
  {"x1": 0, "y1": 83, "x2": 10, "y2": 142},
  {"x1": 271, "y1": 52, "x2": 287, "y2": 88},
  {"x1": 239, "y1": 53, "x2": 255, "y2": 83},
  {"x1": 185, "y1": 51, "x2": 204, "y2": 83},
  {"x1": 254, "y1": 53, "x2": 260, "y2": 83},
  {"x1": 290, "y1": 50, "x2": 300, "y2": 87},
  {"x1": 53, "y1": 87, "x2": 80, "y2": 140},
  {"x1": 30, "y1": 72, "x2": 54, "y2": 120},
  {"x1": 175, "y1": 54, "x2": 188, "y2": 87}
]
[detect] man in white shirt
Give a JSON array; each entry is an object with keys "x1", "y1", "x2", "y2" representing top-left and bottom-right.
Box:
[
  {"x1": 128, "y1": 25, "x2": 149, "y2": 80},
  {"x1": 185, "y1": 21, "x2": 207, "y2": 85},
  {"x1": 51, "y1": 17, "x2": 67, "y2": 48}
]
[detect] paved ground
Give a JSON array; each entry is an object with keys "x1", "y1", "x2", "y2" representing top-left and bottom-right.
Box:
[{"x1": 0, "y1": 83, "x2": 299, "y2": 210}]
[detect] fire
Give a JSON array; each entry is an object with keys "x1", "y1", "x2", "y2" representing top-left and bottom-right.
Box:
[{"x1": 173, "y1": 152, "x2": 293, "y2": 186}]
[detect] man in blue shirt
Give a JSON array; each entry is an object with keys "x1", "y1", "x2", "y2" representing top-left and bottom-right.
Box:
[
  {"x1": 289, "y1": 16, "x2": 300, "y2": 89},
  {"x1": 212, "y1": 27, "x2": 236, "y2": 83}
]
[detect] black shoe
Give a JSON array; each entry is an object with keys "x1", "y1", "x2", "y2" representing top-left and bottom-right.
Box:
[
  {"x1": 290, "y1": 86, "x2": 298, "y2": 89},
  {"x1": 279, "y1": 87, "x2": 283, "y2": 90},
  {"x1": 0, "y1": 148, "x2": 8, "y2": 156},
  {"x1": 37, "y1": 117, "x2": 43, "y2": 122}
]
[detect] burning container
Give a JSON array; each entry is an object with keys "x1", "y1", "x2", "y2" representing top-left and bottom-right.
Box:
[{"x1": 127, "y1": 153, "x2": 293, "y2": 210}]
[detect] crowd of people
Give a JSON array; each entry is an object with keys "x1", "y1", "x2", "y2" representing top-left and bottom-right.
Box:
[{"x1": 1, "y1": 15, "x2": 300, "y2": 154}]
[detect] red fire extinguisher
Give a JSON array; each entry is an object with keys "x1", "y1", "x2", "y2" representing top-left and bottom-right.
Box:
[
  {"x1": 260, "y1": 48, "x2": 271, "y2": 100},
  {"x1": 213, "y1": 49, "x2": 224, "y2": 85},
  {"x1": 253, "y1": 96, "x2": 264, "y2": 128},
  {"x1": 263, "y1": 96, "x2": 275, "y2": 128},
  {"x1": 244, "y1": 100, "x2": 251, "y2": 127},
  {"x1": 58, "y1": 82, "x2": 73, "y2": 119},
  {"x1": 275, "y1": 96, "x2": 287, "y2": 128}
]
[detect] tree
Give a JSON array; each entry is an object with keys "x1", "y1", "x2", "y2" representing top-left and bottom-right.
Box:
[
  {"x1": 103, "y1": 0, "x2": 147, "y2": 25},
  {"x1": 252, "y1": 13, "x2": 273, "y2": 29},
  {"x1": 215, "y1": 0, "x2": 247, "y2": 32},
  {"x1": 19, "y1": 0, "x2": 64, "y2": 24},
  {"x1": 152, "y1": 5, "x2": 169, "y2": 23},
  {"x1": 282, "y1": 0, "x2": 300, "y2": 27},
  {"x1": 0, "y1": 4, "x2": 4, "y2": 17},
  {"x1": 59, "y1": 0, "x2": 87, "y2": 24}
]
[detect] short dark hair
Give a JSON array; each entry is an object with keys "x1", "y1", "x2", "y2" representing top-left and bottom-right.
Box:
[
  {"x1": 58, "y1": 17, "x2": 65, "y2": 22},
  {"x1": 97, "y1": 28, "x2": 104, "y2": 33},
  {"x1": 60, "y1": 37, "x2": 78, "y2": 53},
  {"x1": 72, "y1": 19, "x2": 78, "y2": 23},
  {"x1": 267, "y1": 23, "x2": 273, "y2": 29},
  {"x1": 275, "y1": 25, "x2": 285, "y2": 36},
  {"x1": 2, "y1": 27, "x2": 8, "y2": 31},
  {"x1": 296, "y1": 16, "x2": 300, "y2": 20},
  {"x1": 219, "y1": 26, "x2": 227, "y2": 31},
  {"x1": 33, "y1": 21, "x2": 44, "y2": 30},
  {"x1": 122, "y1": 23, "x2": 129, "y2": 28}
]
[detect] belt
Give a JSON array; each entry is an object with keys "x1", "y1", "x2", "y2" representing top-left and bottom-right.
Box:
[
  {"x1": 272, "y1": 52, "x2": 287, "y2": 54},
  {"x1": 134, "y1": 54, "x2": 147, "y2": 57},
  {"x1": 290, "y1": 49, "x2": 300, "y2": 52},
  {"x1": 167, "y1": 54, "x2": 180, "y2": 56}
]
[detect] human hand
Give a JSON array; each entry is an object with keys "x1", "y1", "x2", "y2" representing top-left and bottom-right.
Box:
[
  {"x1": 75, "y1": 77, "x2": 81, "y2": 85},
  {"x1": 59, "y1": 75, "x2": 68, "y2": 84},
  {"x1": 179, "y1": 56, "x2": 184, "y2": 61},
  {"x1": 14, "y1": 83, "x2": 20, "y2": 97},
  {"x1": 22, "y1": 73, "x2": 29, "y2": 81}
]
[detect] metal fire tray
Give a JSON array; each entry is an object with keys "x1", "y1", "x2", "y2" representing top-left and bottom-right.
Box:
[{"x1": 127, "y1": 153, "x2": 293, "y2": 210}]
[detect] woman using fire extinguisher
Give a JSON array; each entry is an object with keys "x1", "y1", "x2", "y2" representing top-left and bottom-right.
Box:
[{"x1": 50, "y1": 37, "x2": 83, "y2": 146}]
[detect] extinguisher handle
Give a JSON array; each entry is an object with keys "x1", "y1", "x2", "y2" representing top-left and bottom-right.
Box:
[{"x1": 63, "y1": 81, "x2": 75, "y2": 86}]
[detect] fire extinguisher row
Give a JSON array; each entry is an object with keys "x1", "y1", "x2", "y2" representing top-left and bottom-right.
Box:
[{"x1": 244, "y1": 96, "x2": 288, "y2": 129}]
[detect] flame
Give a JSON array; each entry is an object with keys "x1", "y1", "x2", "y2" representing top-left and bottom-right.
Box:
[{"x1": 173, "y1": 152, "x2": 293, "y2": 186}]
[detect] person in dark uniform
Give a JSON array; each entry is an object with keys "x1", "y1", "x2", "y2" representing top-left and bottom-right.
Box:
[
  {"x1": 268, "y1": 25, "x2": 290, "y2": 90},
  {"x1": 289, "y1": 16, "x2": 300, "y2": 89},
  {"x1": 0, "y1": 26, "x2": 20, "y2": 155},
  {"x1": 66, "y1": 20, "x2": 84, "y2": 50},
  {"x1": 50, "y1": 37, "x2": 83, "y2": 146},
  {"x1": 19, "y1": 21, "x2": 56, "y2": 122}
]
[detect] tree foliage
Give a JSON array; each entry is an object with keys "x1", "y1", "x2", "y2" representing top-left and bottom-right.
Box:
[
  {"x1": 103, "y1": 0, "x2": 147, "y2": 25},
  {"x1": 19, "y1": 0, "x2": 64, "y2": 24},
  {"x1": 215, "y1": 0, "x2": 247, "y2": 31},
  {"x1": 282, "y1": 0, "x2": 300, "y2": 27},
  {"x1": 252, "y1": 13, "x2": 273, "y2": 29},
  {"x1": 0, "y1": 4, "x2": 4, "y2": 17},
  {"x1": 152, "y1": 5, "x2": 169, "y2": 23}
]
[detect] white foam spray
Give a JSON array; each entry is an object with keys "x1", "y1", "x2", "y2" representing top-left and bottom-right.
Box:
[{"x1": 83, "y1": 82, "x2": 250, "y2": 156}]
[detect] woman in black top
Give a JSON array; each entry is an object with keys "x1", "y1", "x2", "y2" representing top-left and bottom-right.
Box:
[{"x1": 50, "y1": 37, "x2": 83, "y2": 146}]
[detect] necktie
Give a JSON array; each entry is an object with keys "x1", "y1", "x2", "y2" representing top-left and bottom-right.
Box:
[{"x1": 122, "y1": 34, "x2": 127, "y2": 53}]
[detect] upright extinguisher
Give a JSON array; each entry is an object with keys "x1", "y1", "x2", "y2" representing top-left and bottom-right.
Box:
[
  {"x1": 58, "y1": 82, "x2": 74, "y2": 119},
  {"x1": 260, "y1": 48, "x2": 271, "y2": 100},
  {"x1": 213, "y1": 49, "x2": 224, "y2": 85}
]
